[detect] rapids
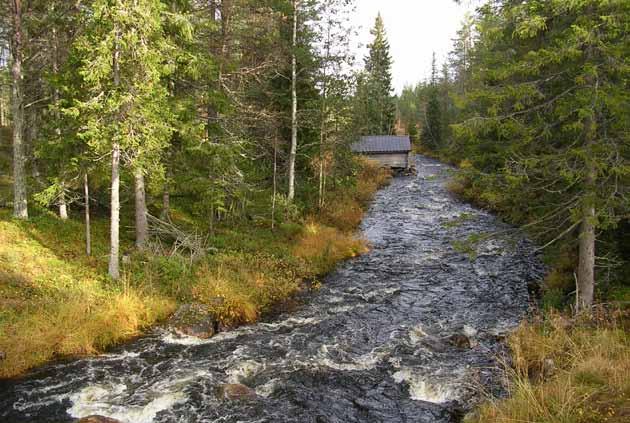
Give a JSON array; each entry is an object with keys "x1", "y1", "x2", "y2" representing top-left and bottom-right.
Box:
[{"x1": 0, "y1": 156, "x2": 544, "y2": 422}]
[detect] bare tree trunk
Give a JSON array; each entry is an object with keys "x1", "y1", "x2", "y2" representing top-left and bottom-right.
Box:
[
  {"x1": 577, "y1": 198, "x2": 595, "y2": 310},
  {"x1": 59, "y1": 182, "x2": 68, "y2": 220},
  {"x1": 109, "y1": 143, "x2": 121, "y2": 279},
  {"x1": 161, "y1": 189, "x2": 170, "y2": 220},
  {"x1": 134, "y1": 170, "x2": 148, "y2": 249},
  {"x1": 10, "y1": 0, "x2": 28, "y2": 219},
  {"x1": 271, "y1": 137, "x2": 277, "y2": 230},
  {"x1": 287, "y1": 0, "x2": 298, "y2": 202},
  {"x1": 109, "y1": 33, "x2": 121, "y2": 280},
  {"x1": 84, "y1": 172, "x2": 91, "y2": 256},
  {"x1": 52, "y1": 19, "x2": 67, "y2": 221},
  {"x1": 0, "y1": 92, "x2": 5, "y2": 127},
  {"x1": 576, "y1": 68, "x2": 599, "y2": 311}
]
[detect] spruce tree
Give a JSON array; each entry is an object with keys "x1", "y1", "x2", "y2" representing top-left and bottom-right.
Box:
[
  {"x1": 72, "y1": 0, "x2": 174, "y2": 278},
  {"x1": 454, "y1": 0, "x2": 630, "y2": 309},
  {"x1": 422, "y1": 52, "x2": 442, "y2": 151},
  {"x1": 357, "y1": 13, "x2": 396, "y2": 135}
]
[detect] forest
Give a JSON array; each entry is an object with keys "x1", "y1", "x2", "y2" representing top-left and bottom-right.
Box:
[
  {"x1": 1, "y1": 1, "x2": 629, "y2": 422},
  {"x1": 0, "y1": 0, "x2": 398, "y2": 377}
]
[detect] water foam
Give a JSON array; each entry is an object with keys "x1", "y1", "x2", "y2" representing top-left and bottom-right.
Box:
[
  {"x1": 67, "y1": 385, "x2": 185, "y2": 423},
  {"x1": 392, "y1": 369, "x2": 452, "y2": 403}
]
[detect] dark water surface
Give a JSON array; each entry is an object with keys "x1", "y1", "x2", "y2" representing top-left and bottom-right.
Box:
[{"x1": 0, "y1": 156, "x2": 543, "y2": 423}]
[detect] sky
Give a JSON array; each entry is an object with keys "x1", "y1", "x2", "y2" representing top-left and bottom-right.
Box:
[{"x1": 351, "y1": 0, "x2": 473, "y2": 94}]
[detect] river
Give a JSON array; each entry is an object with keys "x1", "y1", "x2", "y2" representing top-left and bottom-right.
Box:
[{"x1": 0, "y1": 155, "x2": 543, "y2": 423}]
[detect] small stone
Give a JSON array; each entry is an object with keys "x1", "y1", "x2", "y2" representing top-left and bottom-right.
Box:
[
  {"x1": 448, "y1": 334, "x2": 472, "y2": 349},
  {"x1": 216, "y1": 383, "x2": 257, "y2": 401},
  {"x1": 0, "y1": 351, "x2": 6, "y2": 360},
  {"x1": 76, "y1": 416, "x2": 122, "y2": 423},
  {"x1": 542, "y1": 358, "x2": 556, "y2": 378}
]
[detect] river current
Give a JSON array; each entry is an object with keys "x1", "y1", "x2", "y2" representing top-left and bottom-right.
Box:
[{"x1": 0, "y1": 156, "x2": 543, "y2": 422}]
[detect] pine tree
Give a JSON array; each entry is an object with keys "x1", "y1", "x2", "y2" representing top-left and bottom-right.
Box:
[{"x1": 356, "y1": 13, "x2": 396, "y2": 135}]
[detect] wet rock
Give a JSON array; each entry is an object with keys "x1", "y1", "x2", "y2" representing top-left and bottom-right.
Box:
[
  {"x1": 542, "y1": 358, "x2": 556, "y2": 378},
  {"x1": 215, "y1": 383, "x2": 257, "y2": 401},
  {"x1": 448, "y1": 334, "x2": 472, "y2": 349},
  {"x1": 168, "y1": 303, "x2": 219, "y2": 339},
  {"x1": 420, "y1": 336, "x2": 450, "y2": 353},
  {"x1": 76, "y1": 416, "x2": 122, "y2": 423}
]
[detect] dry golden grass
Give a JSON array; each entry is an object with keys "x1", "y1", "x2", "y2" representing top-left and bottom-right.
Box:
[
  {"x1": 466, "y1": 310, "x2": 630, "y2": 423},
  {"x1": 293, "y1": 221, "x2": 368, "y2": 276},
  {"x1": 320, "y1": 158, "x2": 391, "y2": 231},
  {"x1": 192, "y1": 253, "x2": 302, "y2": 327},
  {"x1": 0, "y1": 214, "x2": 175, "y2": 378}
]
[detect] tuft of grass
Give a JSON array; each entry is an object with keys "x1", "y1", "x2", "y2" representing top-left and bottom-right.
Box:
[
  {"x1": 192, "y1": 253, "x2": 301, "y2": 327},
  {"x1": 293, "y1": 221, "x2": 368, "y2": 276},
  {"x1": 466, "y1": 309, "x2": 630, "y2": 423}
]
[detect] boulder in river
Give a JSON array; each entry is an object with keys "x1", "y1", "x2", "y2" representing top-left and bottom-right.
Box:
[
  {"x1": 168, "y1": 303, "x2": 219, "y2": 339},
  {"x1": 76, "y1": 416, "x2": 122, "y2": 423},
  {"x1": 215, "y1": 383, "x2": 258, "y2": 401}
]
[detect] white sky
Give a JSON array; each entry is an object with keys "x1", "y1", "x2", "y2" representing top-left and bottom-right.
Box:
[{"x1": 351, "y1": 0, "x2": 473, "y2": 94}]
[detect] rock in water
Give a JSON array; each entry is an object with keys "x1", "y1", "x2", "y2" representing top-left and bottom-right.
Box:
[
  {"x1": 76, "y1": 416, "x2": 122, "y2": 423},
  {"x1": 448, "y1": 334, "x2": 472, "y2": 349},
  {"x1": 168, "y1": 303, "x2": 219, "y2": 338},
  {"x1": 215, "y1": 383, "x2": 257, "y2": 401}
]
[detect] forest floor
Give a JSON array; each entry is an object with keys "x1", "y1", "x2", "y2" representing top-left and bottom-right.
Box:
[{"x1": 0, "y1": 158, "x2": 391, "y2": 378}]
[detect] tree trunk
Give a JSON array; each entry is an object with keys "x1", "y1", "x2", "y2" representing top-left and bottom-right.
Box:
[
  {"x1": 161, "y1": 189, "x2": 170, "y2": 220},
  {"x1": 109, "y1": 143, "x2": 121, "y2": 279},
  {"x1": 84, "y1": 172, "x2": 91, "y2": 256},
  {"x1": 53, "y1": 19, "x2": 67, "y2": 221},
  {"x1": 287, "y1": 0, "x2": 298, "y2": 202},
  {"x1": 10, "y1": 0, "x2": 28, "y2": 219},
  {"x1": 134, "y1": 170, "x2": 148, "y2": 249},
  {"x1": 109, "y1": 32, "x2": 121, "y2": 280},
  {"x1": 576, "y1": 64, "x2": 599, "y2": 311},
  {"x1": 272, "y1": 137, "x2": 277, "y2": 230},
  {"x1": 577, "y1": 200, "x2": 595, "y2": 310},
  {"x1": 59, "y1": 182, "x2": 68, "y2": 220}
]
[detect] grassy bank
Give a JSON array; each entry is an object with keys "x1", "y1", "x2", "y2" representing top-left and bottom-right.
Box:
[
  {"x1": 466, "y1": 309, "x2": 630, "y2": 423},
  {"x1": 0, "y1": 159, "x2": 391, "y2": 378}
]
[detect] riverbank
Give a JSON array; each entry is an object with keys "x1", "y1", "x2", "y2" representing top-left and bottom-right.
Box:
[
  {"x1": 465, "y1": 308, "x2": 630, "y2": 423},
  {"x1": 0, "y1": 160, "x2": 391, "y2": 379},
  {"x1": 439, "y1": 158, "x2": 630, "y2": 423}
]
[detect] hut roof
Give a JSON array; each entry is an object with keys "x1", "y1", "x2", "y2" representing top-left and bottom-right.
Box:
[{"x1": 351, "y1": 135, "x2": 411, "y2": 154}]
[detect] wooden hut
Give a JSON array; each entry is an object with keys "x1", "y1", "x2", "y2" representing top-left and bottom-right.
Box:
[{"x1": 351, "y1": 135, "x2": 412, "y2": 170}]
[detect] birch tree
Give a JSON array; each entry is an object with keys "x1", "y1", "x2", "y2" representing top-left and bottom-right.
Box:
[{"x1": 9, "y1": 0, "x2": 28, "y2": 219}]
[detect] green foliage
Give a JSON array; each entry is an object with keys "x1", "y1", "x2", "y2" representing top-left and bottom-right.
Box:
[{"x1": 353, "y1": 13, "x2": 396, "y2": 135}]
